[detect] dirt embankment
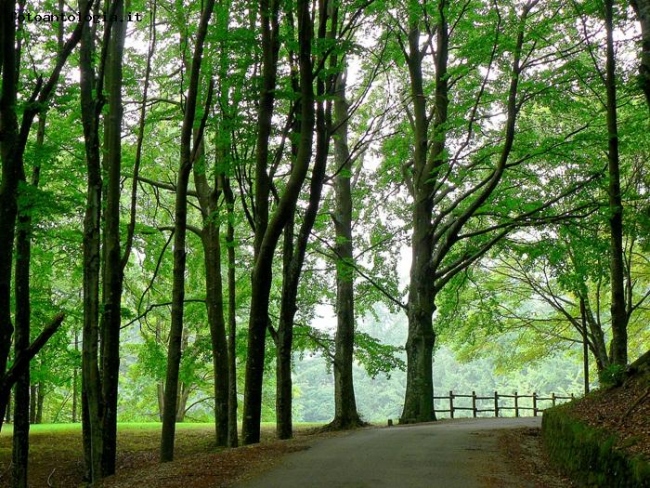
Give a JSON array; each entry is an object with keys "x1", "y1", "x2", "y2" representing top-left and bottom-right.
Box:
[{"x1": 542, "y1": 350, "x2": 650, "y2": 487}]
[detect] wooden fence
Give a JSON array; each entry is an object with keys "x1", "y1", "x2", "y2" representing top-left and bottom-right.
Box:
[{"x1": 433, "y1": 391, "x2": 575, "y2": 419}]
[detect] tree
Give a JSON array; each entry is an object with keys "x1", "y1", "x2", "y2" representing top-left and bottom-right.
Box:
[
  {"x1": 0, "y1": 0, "x2": 84, "y2": 430},
  {"x1": 160, "y1": 0, "x2": 216, "y2": 462},
  {"x1": 603, "y1": 0, "x2": 627, "y2": 366},
  {"x1": 242, "y1": 0, "x2": 315, "y2": 445},
  {"x1": 388, "y1": 0, "x2": 591, "y2": 423},
  {"x1": 78, "y1": 0, "x2": 130, "y2": 479},
  {"x1": 330, "y1": 65, "x2": 364, "y2": 429}
]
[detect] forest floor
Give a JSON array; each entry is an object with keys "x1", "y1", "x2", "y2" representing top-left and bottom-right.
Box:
[
  {"x1": 1, "y1": 356, "x2": 648, "y2": 488},
  {"x1": 0, "y1": 419, "x2": 574, "y2": 488},
  {"x1": 564, "y1": 350, "x2": 650, "y2": 463}
]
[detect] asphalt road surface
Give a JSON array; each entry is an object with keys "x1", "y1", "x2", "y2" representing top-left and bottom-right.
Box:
[{"x1": 236, "y1": 417, "x2": 541, "y2": 488}]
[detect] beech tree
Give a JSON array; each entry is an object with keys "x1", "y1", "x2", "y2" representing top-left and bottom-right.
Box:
[
  {"x1": 160, "y1": 0, "x2": 216, "y2": 462},
  {"x1": 387, "y1": 0, "x2": 597, "y2": 423},
  {"x1": 241, "y1": 0, "x2": 317, "y2": 445},
  {"x1": 603, "y1": 0, "x2": 627, "y2": 366}
]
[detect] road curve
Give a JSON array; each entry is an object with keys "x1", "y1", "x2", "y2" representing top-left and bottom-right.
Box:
[{"x1": 235, "y1": 417, "x2": 542, "y2": 488}]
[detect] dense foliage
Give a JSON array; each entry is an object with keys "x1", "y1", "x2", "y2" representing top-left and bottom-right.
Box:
[{"x1": 1, "y1": 0, "x2": 649, "y2": 484}]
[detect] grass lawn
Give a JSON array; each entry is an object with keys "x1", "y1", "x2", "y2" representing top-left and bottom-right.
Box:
[{"x1": 0, "y1": 422, "x2": 326, "y2": 487}]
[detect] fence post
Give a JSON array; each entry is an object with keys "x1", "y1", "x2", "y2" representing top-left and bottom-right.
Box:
[
  {"x1": 494, "y1": 391, "x2": 499, "y2": 418},
  {"x1": 472, "y1": 391, "x2": 477, "y2": 418},
  {"x1": 552, "y1": 392, "x2": 556, "y2": 408},
  {"x1": 449, "y1": 391, "x2": 454, "y2": 419},
  {"x1": 533, "y1": 392, "x2": 538, "y2": 417},
  {"x1": 514, "y1": 391, "x2": 519, "y2": 418}
]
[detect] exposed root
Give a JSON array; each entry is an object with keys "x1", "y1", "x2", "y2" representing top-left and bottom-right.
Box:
[
  {"x1": 319, "y1": 417, "x2": 369, "y2": 433},
  {"x1": 619, "y1": 386, "x2": 650, "y2": 425},
  {"x1": 47, "y1": 468, "x2": 56, "y2": 487}
]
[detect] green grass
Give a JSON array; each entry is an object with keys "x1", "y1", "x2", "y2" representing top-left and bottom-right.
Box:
[
  {"x1": 0, "y1": 421, "x2": 327, "y2": 486},
  {"x1": 1, "y1": 421, "x2": 324, "y2": 437}
]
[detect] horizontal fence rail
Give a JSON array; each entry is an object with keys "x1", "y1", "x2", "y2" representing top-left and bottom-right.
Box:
[{"x1": 433, "y1": 391, "x2": 575, "y2": 419}]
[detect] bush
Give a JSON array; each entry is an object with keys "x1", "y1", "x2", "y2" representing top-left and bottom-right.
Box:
[{"x1": 599, "y1": 364, "x2": 627, "y2": 388}]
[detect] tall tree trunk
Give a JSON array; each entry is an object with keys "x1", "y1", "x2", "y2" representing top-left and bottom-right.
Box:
[
  {"x1": 203, "y1": 224, "x2": 229, "y2": 446},
  {"x1": 223, "y1": 178, "x2": 239, "y2": 447},
  {"x1": 400, "y1": 0, "x2": 526, "y2": 423},
  {"x1": 243, "y1": 0, "x2": 315, "y2": 445},
  {"x1": 330, "y1": 67, "x2": 362, "y2": 429},
  {"x1": 160, "y1": 0, "x2": 215, "y2": 462},
  {"x1": 12, "y1": 105, "x2": 50, "y2": 486},
  {"x1": 101, "y1": 0, "x2": 127, "y2": 475},
  {"x1": 79, "y1": 0, "x2": 104, "y2": 479},
  {"x1": 241, "y1": 0, "x2": 282, "y2": 446},
  {"x1": 604, "y1": 0, "x2": 628, "y2": 366},
  {"x1": 0, "y1": 0, "x2": 20, "y2": 421},
  {"x1": 12, "y1": 178, "x2": 32, "y2": 488},
  {"x1": 194, "y1": 159, "x2": 229, "y2": 447},
  {"x1": 400, "y1": 2, "x2": 447, "y2": 424},
  {"x1": 276, "y1": 218, "x2": 296, "y2": 440}
]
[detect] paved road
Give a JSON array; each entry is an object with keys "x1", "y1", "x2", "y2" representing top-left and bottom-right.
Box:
[{"x1": 236, "y1": 417, "x2": 541, "y2": 488}]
